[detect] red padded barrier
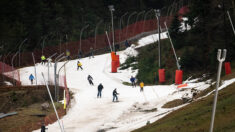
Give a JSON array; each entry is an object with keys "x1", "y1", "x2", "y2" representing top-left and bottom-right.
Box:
[
  {"x1": 116, "y1": 55, "x2": 120, "y2": 67},
  {"x1": 158, "y1": 69, "x2": 165, "y2": 83},
  {"x1": 111, "y1": 52, "x2": 116, "y2": 61},
  {"x1": 225, "y1": 62, "x2": 232, "y2": 75},
  {"x1": 111, "y1": 61, "x2": 117, "y2": 73},
  {"x1": 175, "y1": 70, "x2": 183, "y2": 85}
]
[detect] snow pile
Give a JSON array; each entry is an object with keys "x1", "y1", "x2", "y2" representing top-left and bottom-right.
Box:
[
  {"x1": 122, "y1": 44, "x2": 138, "y2": 57},
  {"x1": 136, "y1": 32, "x2": 168, "y2": 48},
  {"x1": 180, "y1": 17, "x2": 191, "y2": 32}
]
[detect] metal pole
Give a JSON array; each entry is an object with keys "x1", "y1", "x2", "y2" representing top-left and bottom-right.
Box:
[
  {"x1": 143, "y1": 9, "x2": 153, "y2": 32},
  {"x1": 11, "y1": 51, "x2": 19, "y2": 86},
  {"x1": 95, "y1": 20, "x2": 103, "y2": 50},
  {"x1": 126, "y1": 11, "x2": 137, "y2": 39},
  {"x1": 164, "y1": 22, "x2": 180, "y2": 69},
  {"x1": 209, "y1": 49, "x2": 226, "y2": 132},
  {"x1": 41, "y1": 73, "x2": 65, "y2": 132},
  {"x1": 105, "y1": 31, "x2": 113, "y2": 52},
  {"x1": 59, "y1": 36, "x2": 62, "y2": 54},
  {"x1": 154, "y1": 9, "x2": 161, "y2": 68},
  {"x1": 227, "y1": 11, "x2": 235, "y2": 37},
  {"x1": 57, "y1": 60, "x2": 69, "y2": 102},
  {"x1": 108, "y1": 5, "x2": 115, "y2": 52},
  {"x1": 31, "y1": 53, "x2": 37, "y2": 85},
  {"x1": 18, "y1": 38, "x2": 27, "y2": 67},
  {"x1": 79, "y1": 24, "x2": 89, "y2": 53},
  {"x1": 47, "y1": 53, "x2": 57, "y2": 85},
  {"x1": 54, "y1": 53, "x2": 64, "y2": 100}
]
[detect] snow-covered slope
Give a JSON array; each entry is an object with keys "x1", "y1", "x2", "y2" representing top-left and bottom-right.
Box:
[{"x1": 16, "y1": 35, "x2": 234, "y2": 132}]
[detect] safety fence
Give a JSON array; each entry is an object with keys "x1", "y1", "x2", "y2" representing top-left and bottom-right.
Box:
[{"x1": 2, "y1": 16, "x2": 173, "y2": 68}]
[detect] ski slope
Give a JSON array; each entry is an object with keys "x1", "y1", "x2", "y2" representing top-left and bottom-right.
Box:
[{"x1": 16, "y1": 34, "x2": 235, "y2": 132}]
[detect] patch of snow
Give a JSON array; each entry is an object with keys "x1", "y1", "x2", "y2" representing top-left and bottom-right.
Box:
[{"x1": 136, "y1": 32, "x2": 168, "y2": 49}]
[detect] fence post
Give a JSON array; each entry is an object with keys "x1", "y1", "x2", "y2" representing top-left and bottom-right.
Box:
[
  {"x1": 209, "y1": 49, "x2": 226, "y2": 132},
  {"x1": 32, "y1": 53, "x2": 37, "y2": 85},
  {"x1": 41, "y1": 72, "x2": 65, "y2": 132}
]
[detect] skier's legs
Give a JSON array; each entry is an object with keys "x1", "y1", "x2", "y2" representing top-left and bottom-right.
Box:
[{"x1": 89, "y1": 80, "x2": 94, "y2": 85}]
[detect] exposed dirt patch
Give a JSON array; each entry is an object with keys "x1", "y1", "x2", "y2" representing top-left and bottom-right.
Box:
[
  {"x1": 162, "y1": 99, "x2": 184, "y2": 108},
  {"x1": 0, "y1": 85, "x2": 65, "y2": 132}
]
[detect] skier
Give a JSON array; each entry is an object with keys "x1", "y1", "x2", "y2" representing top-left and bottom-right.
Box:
[
  {"x1": 89, "y1": 47, "x2": 94, "y2": 59},
  {"x1": 41, "y1": 122, "x2": 47, "y2": 132},
  {"x1": 87, "y1": 75, "x2": 94, "y2": 85},
  {"x1": 112, "y1": 88, "x2": 119, "y2": 102},
  {"x1": 77, "y1": 60, "x2": 83, "y2": 70},
  {"x1": 130, "y1": 76, "x2": 136, "y2": 87},
  {"x1": 29, "y1": 74, "x2": 35, "y2": 85},
  {"x1": 66, "y1": 50, "x2": 71, "y2": 60},
  {"x1": 140, "y1": 81, "x2": 144, "y2": 92},
  {"x1": 97, "y1": 83, "x2": 103, "y2": 98},
  {"x1": 41, "y1": 55, "x2": 46, "y2": 65},
  {"x1": 125, "y1": 40, "x2": 130, "y2": 48}
]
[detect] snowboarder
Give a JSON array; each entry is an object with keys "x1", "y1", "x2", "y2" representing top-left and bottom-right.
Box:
[
  {"x1": 41, "y1": 55, "x2": 46, "y2": 65},
  {"x1": 66, "y1": 50, "x2": 71, "y2": 60},
  {"x1": 97, "y1": 83, "x2": 103, "y2": 98},
  {"x1": 89, "y1": 47, "x2": 94, "y2": 59},
  {"x1": 130, "y1": 76, "x2": 136, "y2": 87},
  {"x1": 112, "y1": 88, "x2": 119, "y2": 102},
  {"x1": 29, "y1": 74, "x2": 35, "y2": 85},
  {"x1": 87, "y1": 75, "x2": 94, "y2": 85},
  {"x1": 77, "y1": 60, "x2": 83, "y2": 70},
  {"x1": 140, "y1": 81, "x2": 144, "y2": 92},
  {"x1": 125, "y1": 40, "x2": 130, "y2": 48},
  {"x1": 41, "y1": 122, "x2": 47, "y2": 132}
]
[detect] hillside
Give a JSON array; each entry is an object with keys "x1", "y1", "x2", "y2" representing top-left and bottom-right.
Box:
[{"x1": 133, "y1": 72, "x2": 235, "y2": 132}]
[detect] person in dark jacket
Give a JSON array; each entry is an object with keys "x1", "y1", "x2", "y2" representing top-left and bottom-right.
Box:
[
  {"x1": 41, "y1": 122, "x2": 47, "y2": 132},
  {"x1": 87, "y1": 75, "x2": 94, "y2": 85},
  {"x1": 112, "y1": 88, "x2": 119, "y2": 102},
  {"x1": 29, "y1": 74, "x2": 35, "y2": 85},
  {"x1": 125, "y1": 40, "x2": 130, "y2": 48},
  {"x1": 130, "y1": 76, "x2": 136, "y2": 87},
  {"x1": 97, "y1": 83, "x2": 103, "y2": 98}
]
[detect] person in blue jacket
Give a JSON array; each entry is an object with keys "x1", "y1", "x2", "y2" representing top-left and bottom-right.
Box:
[
  {"x1": 130, "y1": 76, "x2": 136, "y2": 87},
  {"x1": 29, "y1": 74, "x2": 35, "y2": 85}
]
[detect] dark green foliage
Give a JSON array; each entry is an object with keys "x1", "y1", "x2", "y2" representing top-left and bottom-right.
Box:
[
  {"x1": 119, "y1": 56, "x2": 137, "y2": 70},
  {"x1": 136, "y1": 44, "x2": 159, "y2": 84},
  {"x1": 178, "y1": 0, "x2": 235, "y2": 72},
  {"x1": 0, "y1": 0, "x2": 176, "y2": 55},
  {"x1": 169, "y1": 14, "x2": 181, "y2": 38}
]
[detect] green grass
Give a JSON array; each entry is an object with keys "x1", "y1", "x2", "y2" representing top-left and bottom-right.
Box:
[{"x1": 132, "y1": 73, "x2": 235, "y2": 132}]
